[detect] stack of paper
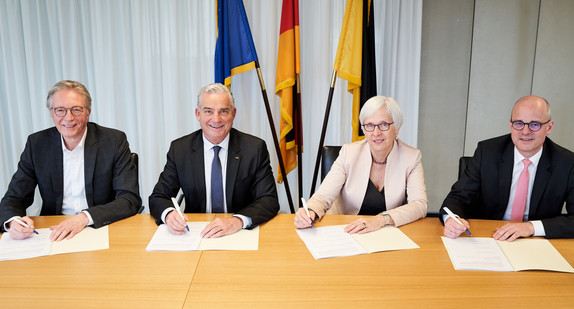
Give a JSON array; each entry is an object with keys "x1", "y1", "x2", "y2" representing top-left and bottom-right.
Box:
[
  {"x1": 296, "y1": 225, "x2": 419, "y2": 259},
  {"x1": 145, "y1": 222, "x2": 259, "y2": 251},
  {"x1": 441, "y1": 237, "x2": 574, "y2": 273},
  {"x1": 0, "y1": 226, "x2": 109, "y2": 261}
]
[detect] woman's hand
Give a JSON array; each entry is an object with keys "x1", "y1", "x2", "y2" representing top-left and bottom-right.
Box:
[
  {"x1": 344, "y1": 216, "x2": 387, "y2": 234},
  {"x1": 294, "y1": 207, "x2": 316, "y2": 229}
]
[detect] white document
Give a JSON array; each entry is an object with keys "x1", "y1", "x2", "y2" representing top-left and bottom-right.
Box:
[
  {"x1": 296, "y1": 225, "x2": 367, "y2": 259},
  {"x1": 296, "y1": 225, "x2": 419, "y2": 259},
  {"x1": 0, "y1": 229, "x2": 51, "y2": 261},
  {"x1": 0, "y1": 226, "x2": 109, "y2": 261},
  {"x1": 146, "y1": 222, "x2": 259, "y2": 251},
  {"x1": 441, "y1": 236, "x2": 574, "y2": 273},
  {"x1": 441, "y1": 237, "x2": 514, "y2": 271}
]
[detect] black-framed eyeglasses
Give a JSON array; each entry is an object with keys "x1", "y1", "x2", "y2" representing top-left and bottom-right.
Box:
[
  {"x1": 52, "y1": 106, "x2": 86, "y2": 117},
  {"x1": 510, "y1": 120, "x2": 551, "y2": 132},
  {"x1": 362, "y1": 122, "x2": 394, "y2": 132}
]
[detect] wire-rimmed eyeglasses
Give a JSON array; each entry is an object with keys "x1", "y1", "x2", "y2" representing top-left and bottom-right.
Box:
[{"x1": 51, "y1": 106, "x2": 86, "y2": 117}]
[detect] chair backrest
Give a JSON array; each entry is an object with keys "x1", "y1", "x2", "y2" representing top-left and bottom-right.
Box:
[
  {"x1": 428, "y1": 156, "x2": 472, "y2": 218},
  {"x1": 131, "y1": 152, "x2": 145, "y2": 214},
  {"x1": 458, "y1": 156, "x2": 472, "y2": 180},
  {"x1": 177, "y1": 193, "x2": 184, "y2": 206},
  {"x1": 131, "y1": 152, "x2": 138, "y2": 169},
  {"x1": 321, "y1": 146, "x2": 342, "y2": 181}
]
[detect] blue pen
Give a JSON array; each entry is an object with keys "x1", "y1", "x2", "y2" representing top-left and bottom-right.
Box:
[
  {"x1": 13, "y1": 217, "x2": 39, "y2": 235},
  {"x1": 444, "y1": 207, "x2": 472, "y2": 236},
  {"x1": 171, "y1": 197, "x2": 190, "y2": 232},
  {"x1": 301, "y1": 198, "x2": 314, "y2": 228}
]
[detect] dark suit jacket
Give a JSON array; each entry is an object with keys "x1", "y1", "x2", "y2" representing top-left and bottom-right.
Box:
[
  {"x1": 440, "y1": 134, "x2": 574, "y2": 238},
  {"x1": 149, "y1": 128, "x2": 279, "y2": 228},
  {"x1": 0, "y1": 122, "x2": 141, "y2": 231}
]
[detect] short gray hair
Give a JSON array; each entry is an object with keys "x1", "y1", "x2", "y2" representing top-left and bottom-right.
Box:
[
  {"x1": 197, "y1": 83, "x2": 235, "y2": 109},
  {"x1": 46, "y1": 80, "x2": 92, "y2": 111},
  {"x1": 359, "y1": 96, "x2": 403, "y2": 130}
]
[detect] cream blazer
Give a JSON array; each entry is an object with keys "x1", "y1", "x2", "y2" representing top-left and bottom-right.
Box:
[{"x1": 307, "y1": 139, "x2": 428, "y2": 227}]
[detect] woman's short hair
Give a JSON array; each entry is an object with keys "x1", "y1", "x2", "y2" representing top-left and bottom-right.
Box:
[
  {"x1": 46, "y1": 80, "x2": 92, "y2": 111},
  {"x1": 359, "y1": 96, "x2": 403, "y2": 130},
  {"x1": 197, "y1": 83, "x2": 235, "y2": 109}
]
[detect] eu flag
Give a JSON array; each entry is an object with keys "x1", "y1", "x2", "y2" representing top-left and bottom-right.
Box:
[{"x1": 215, "y1": 0, "x2": 259, "y2": 86}]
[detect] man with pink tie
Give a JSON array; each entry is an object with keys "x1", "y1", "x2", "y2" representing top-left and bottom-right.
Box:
[{"x1": 440, "y1": 95, "x2": 574, "y2": 241}]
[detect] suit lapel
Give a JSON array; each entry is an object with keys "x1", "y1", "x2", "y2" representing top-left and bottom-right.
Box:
[
  {"x1": 191, "y1": 133, "x2": 208, "y2": 213},
  {"x1": 530, "y1": 145, "x2": 552, "y2": 216},
  {"x1": 50, "y1": 129, "x2": 64, "y2": 214},
  {"x1": 226, "y1": 130, "x2": 241, "y2": 212},
  {"x1": 498, "y1": 142, "x2": 514, "y2": 217},
  {"x1": 84, "y1": 123, "x2": 97, "y2": 207},
  {"x1": 383, "y1": 139, "x2": 400, "y2": 204}
]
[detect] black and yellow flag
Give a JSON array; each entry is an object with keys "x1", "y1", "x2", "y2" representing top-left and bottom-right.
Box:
[{"x1": 333, "y1": 0, "x2": 376, "y2": 141}]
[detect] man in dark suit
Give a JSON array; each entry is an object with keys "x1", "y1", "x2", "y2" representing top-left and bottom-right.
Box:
[
  {"x1": 149, "y1": 83, "x2": 279, "y2": 238},
  {"x1": 440, "y1": 95, "x2": 574, "y2": 240},
  {"x1": 0, "y1": 80, "x2": 141, "y2": 241}
]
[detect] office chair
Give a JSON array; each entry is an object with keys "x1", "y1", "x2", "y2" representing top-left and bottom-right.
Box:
[
  {"x1": 131, "y1": 152, "x2": 145, "y2": 214},
  {"x1": 430, "y1": 156, "x2": 472, "y2": 217},
  {"x1": 321, "y1": 146, "x2": 342, "y2": 181}
]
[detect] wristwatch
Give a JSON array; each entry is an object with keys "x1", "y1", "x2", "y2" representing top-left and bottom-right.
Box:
[{"x1": 381, "y1": 211, "x2": 391, "y2": 227}]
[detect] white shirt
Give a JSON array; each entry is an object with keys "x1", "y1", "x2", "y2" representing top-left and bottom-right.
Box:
[
  {"x1": 61, "y1": 128, "x2": 94, "y2": 225},
  {"x1": 504, "y1": 147, "x2": 544, "y2": 236},
  {"x1": 203, "y1": 135, "x2": 230, "y2": 213}
]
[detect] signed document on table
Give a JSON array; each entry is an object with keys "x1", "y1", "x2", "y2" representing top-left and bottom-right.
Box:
[
  {"x1": 0, "y1": 226, "x2": 109, "y2": 261},
  {"x1": 441, "y1": 237, "x2": 574, "y2": 273},
  {"x1": 146, "y1": 222, "x2": 259, "y2": 251},
  {"x1": 296, "y1": 225, "x2": 419, "y2": 259}
]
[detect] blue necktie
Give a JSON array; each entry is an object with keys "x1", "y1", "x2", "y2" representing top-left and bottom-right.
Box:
[{"x1": 211, "y1": 146, "x2": 224, "y2": 213}]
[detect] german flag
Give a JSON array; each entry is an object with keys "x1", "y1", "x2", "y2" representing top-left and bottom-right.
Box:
[{"x1": 275, "y1": 0, "x2": 300, "y2": 183}]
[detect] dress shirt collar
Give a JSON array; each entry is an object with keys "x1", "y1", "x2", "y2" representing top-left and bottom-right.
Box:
[
  {"x1": 202, "y1": 134, "x2": 230, "y2": 153},
  {"x1": 513, "y1": 146, "x2": 543, "y2": 167},
  {"x1": 60, "y1": 126, "x2": 88, "y2": 152}
]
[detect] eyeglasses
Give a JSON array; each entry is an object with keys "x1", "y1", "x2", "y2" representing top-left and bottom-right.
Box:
[
  {"x1": 362, "y1": 122, "x2": 394, "y2": 132},
  {"x1": 511, "y1": 120, "x2": 551, "y2": 132},
  {"x1": 52, "y1": 106, "x2": 86, "y2": 117}
]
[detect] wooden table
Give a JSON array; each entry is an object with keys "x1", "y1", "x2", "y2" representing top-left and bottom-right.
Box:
[
  {"x1": 187, "y1": 214, "x2": 574, "y2": 308},
  {"x1": 0, "y1": 214, "x2": 572, "y2": 308},
  {"x1": 0, "y1": 214, "x2": 213, "y2": 308}
]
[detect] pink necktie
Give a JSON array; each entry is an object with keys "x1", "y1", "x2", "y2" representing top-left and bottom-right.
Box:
[{"x1": 511, "y1": 159, "x2": 532, "y2": 221}]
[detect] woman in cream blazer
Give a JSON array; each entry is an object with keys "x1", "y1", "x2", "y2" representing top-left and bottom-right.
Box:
[{"x1": 295, "y1": 96, "x2": 428, "y2": 232}]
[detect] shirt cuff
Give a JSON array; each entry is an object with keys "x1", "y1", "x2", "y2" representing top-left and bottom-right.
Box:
[
  {"x1": 442, "y1": 214, "x2": 456, "y2": 222},
  {"x1": 81, "y1": 211, "x2": 94, "y2": 226},
  {"x1": 232, "y1": 214, "x2": 251, "y2": 229},
  {"x1": 3, "y1": 216, "x2": 20, "y2": 231},
  {"x1": 161, "y1": 207, "x2": 176, "y2": 224},
  {"x1": 530, "y1": 220, "x2": 545, "y2": 237}
]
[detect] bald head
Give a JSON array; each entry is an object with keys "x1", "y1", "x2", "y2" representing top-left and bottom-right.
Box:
[
  {"x1": 511, "y1": 95, "x2": 550, "y2": 120},
  {"x1": 510, "y1": 95, "x2": 553, "y2": 158}
]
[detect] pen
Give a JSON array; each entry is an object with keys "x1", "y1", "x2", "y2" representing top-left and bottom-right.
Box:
[
  {"x1": 171, "y1": 196, "x2": 190, "y2": 232},
  {"x1": 12, "y1": 217, "x2": 39, "y2": 235},
  {"x1": 443, "y1": 207, "x2": 472, "y2": 236},
  {"x1": 300, "y1": 198, "x2": 313, "y2": 228}
]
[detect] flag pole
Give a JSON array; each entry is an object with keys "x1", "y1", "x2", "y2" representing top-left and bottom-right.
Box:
[
  {"x1": 254, "y1": 61, "x2": 296, "y2": 214},
  {"x1": 295, "y1": 73, "x2": 303, "y2": 208},
  {"x1": 309, "y1": 70, "x2": 338, "y2": 196}
]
